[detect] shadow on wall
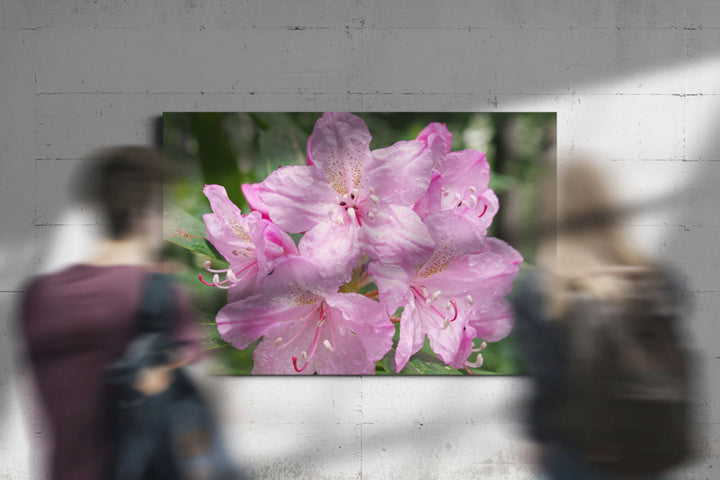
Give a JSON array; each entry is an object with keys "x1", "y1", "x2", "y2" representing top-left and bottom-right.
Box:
[
  {"x1": 5, "y1": 6, "x2": 720, "y2": 476},
  {"x1": 659, "y1": 99, "x2": 720, "y2": 471}
]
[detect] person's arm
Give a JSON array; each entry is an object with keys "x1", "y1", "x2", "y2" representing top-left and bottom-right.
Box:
[{"x1": 132, "y1": 280, "x2": 201, "y2": 396}]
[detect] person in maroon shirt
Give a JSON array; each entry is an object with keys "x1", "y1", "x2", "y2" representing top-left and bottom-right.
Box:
[{"x1": 20, "y1": 146, "x2": 199, "y2": 480}]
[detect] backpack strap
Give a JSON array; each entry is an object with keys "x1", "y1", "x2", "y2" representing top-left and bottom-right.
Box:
[{"x1": 137, "y1": 272, "x2": 174, "y2": 335}]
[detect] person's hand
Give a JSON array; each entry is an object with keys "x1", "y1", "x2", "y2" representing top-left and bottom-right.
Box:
[{"x1": 133, "y1": 364, "x2": 175, "y2": 396}]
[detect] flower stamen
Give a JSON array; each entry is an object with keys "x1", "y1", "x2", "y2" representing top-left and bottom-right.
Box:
[
  {"x1": 472, "y1": 341, "x2": 487, "y2": 353},
  {"x1": 274, "y1": 307, "x2": 322, "y2": 349},
  {"x1": 411, "y1": 286, "x2": 454, "y2": 327},
  {"x1": 292, "y1": 320, "x2": 324, "y2": 373},
  {"x1": 465, "y1": 353, "x2": 484, "y2": 369},
  {"x1": 446, "y1": 299, "x2": 458, "y2": 322},
  {"x1": 478, "y1": 204, "x2": 488, "y2": 218},
  {"x1": 198, "y1": 260, "x2": 258, "y2": 289}
]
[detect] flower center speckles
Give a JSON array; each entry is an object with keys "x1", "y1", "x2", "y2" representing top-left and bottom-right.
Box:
[
  {"x1": 228, "y1": 219, "x2": 251, "y2": 242},
  {"x1": 288, "y1": 289, "x2": 323, "y2": 306},
  {"x1": 324, "y1": 146, "x2": 365, "y2": 196},
  {"x1": 417, "y1": 244, "x2": 454, "y2": 279}
]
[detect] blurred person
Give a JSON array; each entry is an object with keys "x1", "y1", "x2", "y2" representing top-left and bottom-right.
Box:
[
  {"x1": 19, "y1": 147, "x2": 201, "y2": 480},
  {"x1": 512, "y1": 156, "x2": 694, "y2": 480}
]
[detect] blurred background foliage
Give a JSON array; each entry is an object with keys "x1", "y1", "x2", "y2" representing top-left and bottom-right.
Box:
[{"x1": 162, "y1": 112, "x2": 556, "y2": 375}]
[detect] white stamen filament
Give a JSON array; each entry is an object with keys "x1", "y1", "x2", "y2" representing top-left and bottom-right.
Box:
[
  {"x1": 442, "y1": 318, "x2": 451, "y2": 329},
  {"x1": 203, "y1": 260, "x2": 236, "y2": 274},
  {"x1": 369, "y1": 186, "x2": 375, "y2": 194},
  {"x1": 323, "y1": 340, "x2": 335, "y2": 352},
  {"x1": 422, "y1": 287, "x2": 429, "y2": 297},
  {"x1": 227, "y1": 269, "x2": 238, "y2": 283},
  {"x1": 472, "y1": 341, "x2": 487, "y2": 353},
  {"x1": 370, "y1": 194, "x2": 379, "y2": 204},
  {"x1": 465, "y1": 354, "x2": 484, "y2": 368},
  {"x1": 274, "y1": 337, "x2": 283, "y2": 347},
  {"x1": 432, "y1": 290, "x2": 442, "y2": 302},
  {"x1": 454, "y1": 193, "x2": 462, "y2": 204},
  {"x1": 470, "y1": 194, "x2": 478, "y2": 208},
  {"x1": 300, "y1": 351, "x2": 308, "y2": 362},
  {"x1": 367, "y1": 211, "x2": 375, "y2": 221},
  {"x1": 347, "y1": 207, "x2": 357, "y2": 222},
  {"x1": 468, "y1": 186, "x2": 476, "y2": 195},
  {"x1": 467, "y1": 295, "x2": 474, "y2": 306}
]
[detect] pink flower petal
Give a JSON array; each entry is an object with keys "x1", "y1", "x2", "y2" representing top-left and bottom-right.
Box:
[
  {"x1": 420, "y1": 237, "x2": 522, "y2": 299},
  {"x1": 425, "y1": 316, "x2": 473, "y2": 369},
  {"x1": 324, "y1": 292, "x2": 394, "y2": 363},
  {"x1": 247, "y1": 214, "x2": 298, "y2": 276},
  {"x1": 395, "y1": 299, "x2": 427, "y2": 373},
  {"x1": 368, "y1": 261, "x2": 414, "y2": 315},
  {"x1": 468, "y1": 298, "x2": 514, "y2": 343},
  {"x1": 366, "y1": 140, "x2": 433, "y2": 206},
  {"x1": 216, "y1": 295, "x2": 317, "y2": 351},
  {"x1": 308, "y1": 112, "x2": 372, "y2": 196},
  {"x1": 258, "y1": 165, "x2": 337, "y2": 233},
  {"x1": 202, "y1": 185, "x2": 255, "y2": 261},
  {"x1": 359, "y1": 204, "x2": 434, "y2": 266},
  {"x1": 416, "y1": 122, "x2": 452, "y2": 171},
  {"x1": 241, "y1": 182, "x2": 271, "y2": 218},
  {"x1": 413, "y1": 174, "x2": 442, "y2": 220},
  {"x1": 299, "y1": 221, "x2": 361, "y2": 286}
]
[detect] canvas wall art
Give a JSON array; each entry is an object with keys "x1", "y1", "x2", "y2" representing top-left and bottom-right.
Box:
[{"x1": 162, "y1": 112, "x2": 555, "y2": 375}]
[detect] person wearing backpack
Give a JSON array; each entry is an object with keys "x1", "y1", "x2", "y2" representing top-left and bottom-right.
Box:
[
  {"x1": 19, "y1": 147, "x2": 205, "y2": 480},
  {"x1": 512, "y1": 157, "x2": 695, "y2": 479}
]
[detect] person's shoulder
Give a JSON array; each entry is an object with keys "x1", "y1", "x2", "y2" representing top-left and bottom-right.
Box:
[{"x1": 510, "y1": 266, "x2": 544, "y2": 301}]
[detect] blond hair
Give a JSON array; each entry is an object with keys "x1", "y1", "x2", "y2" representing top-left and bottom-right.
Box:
[{"x1": 535, "y1": 156, "x2": 649, "y2": 319}]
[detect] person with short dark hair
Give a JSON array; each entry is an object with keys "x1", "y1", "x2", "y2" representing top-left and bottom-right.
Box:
[{"x1": 19, "y1": 146, "x2": 199, "y2": 480}]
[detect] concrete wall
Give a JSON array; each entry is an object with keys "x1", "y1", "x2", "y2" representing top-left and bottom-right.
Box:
[{"x1": 1, "y1": 1, "x2": 718, "y2": 478}]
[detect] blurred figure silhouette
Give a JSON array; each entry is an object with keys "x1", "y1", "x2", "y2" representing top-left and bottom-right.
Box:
[
  {"x1": 512, "y1": 156, "x2": 694, "y2": 480},
  {"x1": 18, "y1": 147, "x2": 209, "y2": 479}
]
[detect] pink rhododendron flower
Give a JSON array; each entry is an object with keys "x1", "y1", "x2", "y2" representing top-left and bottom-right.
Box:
[
  {"x1": 413, "y1": 123, "x2": 499, "y2": 230},
  {"x1": 200, "y1": 184, "x2": 298, "y2": 299},
  {"x1": 216, "y1": 255, "x2": 394, "y2": 375},
  {"x1": 202, "y1": 113, "x2": 524, "y2": 375},
  {"x1": 370, "y1": 211, "x2": 522, "y2": 372},
  {"x1": 242, "y1": 112, "x2": 435, "y2": 280}
]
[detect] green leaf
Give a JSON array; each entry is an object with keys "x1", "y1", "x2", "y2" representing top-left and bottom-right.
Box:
[
  {"x1": 252, "y1": 113, "x2": 314, "y2": 178},
  {"x1": 188, "y1": 113, "x2": 245, "y2": 207},
  {"x1": 163, "y1": 202, "x2": 224, "y2": 261},
  {"x1": 403, "y1": 351, "x2": 463, "y2": 375},
  {"x1": 379, "y1": 343, "x2": 462, "y2": 376}
]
